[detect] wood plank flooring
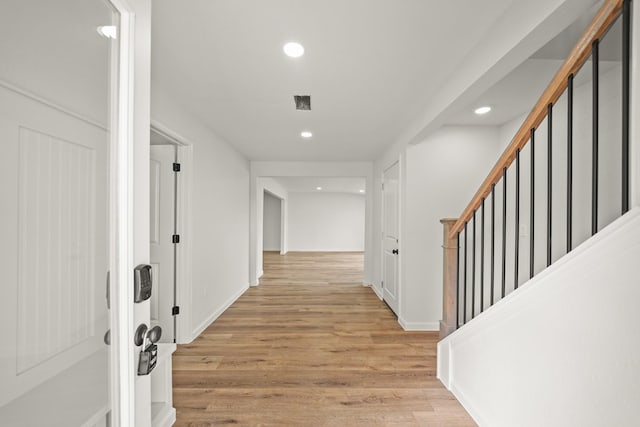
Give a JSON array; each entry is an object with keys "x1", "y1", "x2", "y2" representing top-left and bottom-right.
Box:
[{"x1": 173, "y1": 251, "x2": 476, "y2": 426}]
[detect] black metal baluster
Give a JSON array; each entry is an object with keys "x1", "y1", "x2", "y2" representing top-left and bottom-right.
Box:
[
  {"x1": 530, "y1": 128, "x2": 535, "y2": 279},
  {"x1": 547, "y1": 104, "x2": 553, "y2": 267},
  {"x1": 592, "y1": 40, "x2": 599, "y2": 235},
  {"x1": 502, "y1": 168, "x2": 507, "y2": 299},
  {"x1": 463, "y1": 222, "x2": 468, "y2": 324},
  {"x1": 456, "y1": 232, "x2": 460, "y2": 329},
  {"x1": 622, "y1": 0, "x2": 631, "y2": 214},
  {"x1": 491, "y1": 184, "x2": 496, "y2": 305},
  {"x1": 515, "y1": 149, "x2": 520, "y2": 289},
  {"x1": 472, "y1": 212, "x2": 476, "y2": 319},
  {"x1": 567, "y1": 74, "x2": 574, "y2": 253},
  {"x1": 480, "y1": 199, "x2": 485, "y2": 313}
]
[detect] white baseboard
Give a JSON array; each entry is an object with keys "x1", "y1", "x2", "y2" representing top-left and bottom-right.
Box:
[
  {"x1": 151, "y1": 404, "x2": 176, "y2": 427},
  {"x1": 398, "y1": 317, "x2": 439, "y2": 331},
  {"x1": 257, "y1": 269, "x2": 264, "y2": 278},
  {"x1": 250, "y1": 279, "x2": 259, "y2": 287},
  {"x1": 369, "y1": 284, "x2": 383, "y2": 300},
  {"x1": 450, "y1": 383, "x2": 487, "y2": 427},
  {"x1": 190, "y1": 284, "x2": 249, "y2": 342}
]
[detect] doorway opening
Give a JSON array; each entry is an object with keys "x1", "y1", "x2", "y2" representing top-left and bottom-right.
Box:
[
  {"x1": 263, "y1": 190, "x2": 285, "y2": 255},
  {"x1": 150, "y1": 125, "x2": 192, "y2": 344},
  {"x1": 259, "y1": 176, "x2": 367, "y2": 286}
]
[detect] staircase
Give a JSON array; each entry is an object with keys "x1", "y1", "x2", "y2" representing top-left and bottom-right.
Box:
[{"x1": 437, "y1": 0, "x2": 638, "y2": 425}]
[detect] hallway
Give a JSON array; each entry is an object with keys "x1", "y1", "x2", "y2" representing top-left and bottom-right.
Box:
[{"x1": 172, "y1": 252, "x2": 475, "y2": 426}]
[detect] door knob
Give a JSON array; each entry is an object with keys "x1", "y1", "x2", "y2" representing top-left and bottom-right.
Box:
[
  {"x1": 392, "y1": 249, "x2": 399, "y2": 255},
  {"x1": 134, "y1": 324, "x2": 148, "y2": 346}
]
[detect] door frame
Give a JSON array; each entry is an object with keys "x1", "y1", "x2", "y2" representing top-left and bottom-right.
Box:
[
  {"x1": 107, "y1": 0, "x2": 136, "y2": 425},
  {"x1": 150, "y1": 120, "x2": 194, "y2": 344}
]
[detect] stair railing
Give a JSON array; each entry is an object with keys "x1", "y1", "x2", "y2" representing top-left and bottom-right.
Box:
[{"x1": 440, "y1": 0, "x2": 632, "y2": 338}]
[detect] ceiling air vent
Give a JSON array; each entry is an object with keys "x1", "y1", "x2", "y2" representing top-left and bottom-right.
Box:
[{"x1": 294, "y1": 95, "x2": 311, "y2": 110}]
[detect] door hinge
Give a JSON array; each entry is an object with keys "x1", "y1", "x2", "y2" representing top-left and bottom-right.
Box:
[
  {"x1": 382, "y1": 183, "x2": 384, "y2": 191},
  {"x1": 173, "y1": 162, "x2": 181, "y2": 172},
  {"x1": 172, "y1": 234, "x2": 180, "y2": 244},
  {"x1": 172, "y1": 306, "x2": 180, "y2": 315},
  {"x1": 381, "y1": 280, "x2": 384, "y2": 288}
]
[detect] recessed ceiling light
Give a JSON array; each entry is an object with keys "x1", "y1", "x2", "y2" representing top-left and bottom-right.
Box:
[
  {"x1": 283, "y1": 42, "x2": 304, "y2": 58},
  {"x1": 301, "y1": 131, "x2": 313, "y2": 138},
  {"x1": 96, "y1": 25, "x2": 117, "y2": 39},
  {"x1": 316, "y1": 186, "x2": 322, "y2": 191},
  {"x1": 474, "y1": 106, "x2": 492, "y2": 115},
  {"x1": 359, "y1": 189, "x2": 365, "y2": 193}
]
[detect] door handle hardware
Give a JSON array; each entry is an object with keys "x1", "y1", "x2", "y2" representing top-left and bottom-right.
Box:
[
  {"x1": 392, "y1": 249, "x2": 399, "y2": 255},
  {"x1": 146, "y1": 326, "x2": 162, "y2": 345},
  {"x1": 138, "y1": 326, "x2": 162, "y2": 376},
  {"x1": 134, "y1": 324, "x2": 148, "y2": 347}
]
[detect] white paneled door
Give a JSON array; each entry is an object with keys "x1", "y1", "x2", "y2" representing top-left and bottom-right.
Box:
[
  {"x1": 0, "y1": 0, "x2": 145, "y2": 425},
  {"x1": 0, "y1": 84, "x2": 110, "y2": 412},
  {"x1": 150, "y1": 145, "x2": 177, "y2": 342},
  {"x1": 382, "y1": 162, "x2": 400, "y2": 315}
]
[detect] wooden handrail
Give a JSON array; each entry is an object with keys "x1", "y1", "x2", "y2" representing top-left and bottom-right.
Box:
[{"x1": 450, "y1": 0, "x2": 624, "y2": 238}]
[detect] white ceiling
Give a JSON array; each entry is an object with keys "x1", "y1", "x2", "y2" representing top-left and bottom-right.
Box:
[
  {"x1": 445, "y1": 1, "x2": 622, "y2": 128},
  {"x1": 151, "y1": 0, "x2": 516, "y2": 161},
  {"x1": 445, "y1": 58, "x2": 564, "y2": 127},
  {"x1": 270, "y1": 177, "x2": 366, "y2": 195}
]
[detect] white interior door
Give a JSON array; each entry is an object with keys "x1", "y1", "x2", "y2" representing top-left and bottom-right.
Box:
[
  {"x1": 150, "y1": 145, "x2": 177, "y2": 342},
  {"x1": 382, "y1": 162, "x2": 400, "y2": 315}
]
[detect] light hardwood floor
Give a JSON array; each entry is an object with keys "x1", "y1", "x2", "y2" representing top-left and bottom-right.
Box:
[{"x1": 173, "y1": 251, "x2": 476, "y2": 426}]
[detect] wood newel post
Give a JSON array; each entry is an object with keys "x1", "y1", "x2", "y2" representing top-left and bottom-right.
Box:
[{"x1": 440, "y1": 218, "x2": 458, "y2": 339}]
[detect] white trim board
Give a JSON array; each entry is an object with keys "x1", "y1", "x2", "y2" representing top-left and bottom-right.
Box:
[
  {"x1": 368, "y1": 283, "x2": 384, "y2": 300},
  {"x1": 189, "y1": 284, "x2": 249, "y2": 342},
  {"x1": 398, "y1": 318, "x2": 439, "y2": 331},
  {"x1": 0, "y1": 79, "x2": 108, "y2": 131}
]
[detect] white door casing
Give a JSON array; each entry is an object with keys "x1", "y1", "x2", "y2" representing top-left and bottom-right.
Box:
[
  {"x1": 150, "y1": 145, "x2": 177, "y2": 342},
  {"x1": 382, "y1": 162, "x2": 400, "y2": 315}
]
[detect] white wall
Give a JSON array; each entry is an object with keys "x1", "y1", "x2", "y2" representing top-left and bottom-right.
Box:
[
  {"x1": 263, "y1": 192, "x2": 282, "y2": 251},
  {"x1": 438, "y1": 208, "x2": 640, "y2": 427},
  {"x1": 288, "y1": 192, "x2": 365, "y2": 252},
  {"x1": 399, "y1": 126, "x2": 501, "y2": 330},
  {"x1": 151, "y1": 88, "x2": 250, "y2": 341}
]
